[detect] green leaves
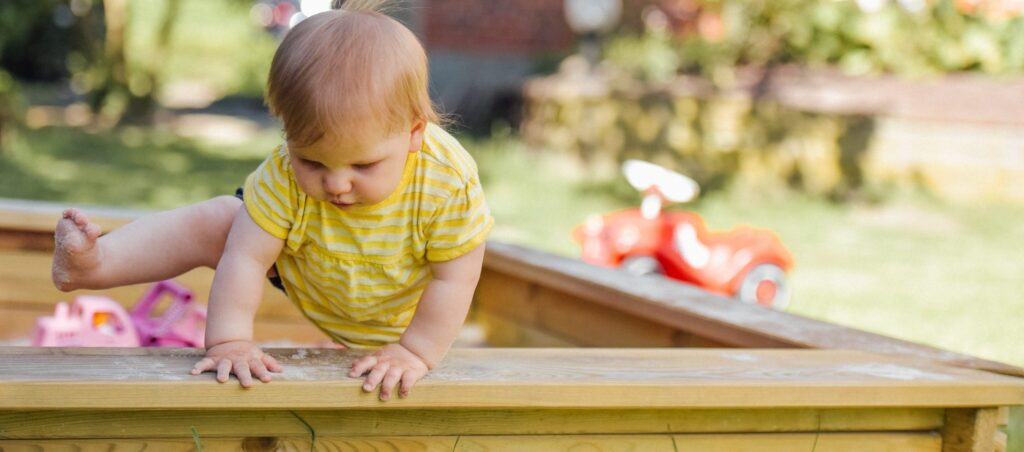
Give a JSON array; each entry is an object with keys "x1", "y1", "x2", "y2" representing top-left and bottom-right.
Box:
[{"x1": 604, "y1": 0, "x2": 1024, "y2": 79}]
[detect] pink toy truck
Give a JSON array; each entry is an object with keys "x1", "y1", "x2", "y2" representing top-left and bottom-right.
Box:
[
  {"x1": 32, "y1": 280, "x2": 206, "y2": 348},
  {"x1": 32, "y1": 295, "x2": 140, "y2": 347}
]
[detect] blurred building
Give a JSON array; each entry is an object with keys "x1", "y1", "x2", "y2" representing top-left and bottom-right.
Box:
[
  {"x1": 392, "y1": 0, "x2": 572, "y2": 134},
  {"x1": 398, "y1": 0, "x2": 647, "y2": 134}
]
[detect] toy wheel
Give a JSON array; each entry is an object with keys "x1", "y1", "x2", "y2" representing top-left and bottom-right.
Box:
[
  {"x1": 737, "y1": 264, "x2": 790, "y2": 310},
  {"x1": 619, "y1": 255, "x2": 663, "y2": 277}
]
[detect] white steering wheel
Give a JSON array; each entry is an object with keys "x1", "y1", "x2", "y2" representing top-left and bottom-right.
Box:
[{"x1": 622, "y1": 160, "x2": 700, "y2": 203}]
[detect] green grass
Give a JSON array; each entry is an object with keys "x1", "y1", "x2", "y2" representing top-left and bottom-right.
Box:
[
  {"x1": 473, "y1": 137, "x2": 1024, "y2": 370},
  {"x1": 1, "y1": 124, "x2": 1022, "y2": 450},
  {"x1": 0, "y1": 125, "x2": 280, "y2": 209}
]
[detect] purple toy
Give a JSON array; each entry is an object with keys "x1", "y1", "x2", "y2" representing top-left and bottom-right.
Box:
[{"x1": 130, "y1": 280, "x2": 206, "y2": 347}]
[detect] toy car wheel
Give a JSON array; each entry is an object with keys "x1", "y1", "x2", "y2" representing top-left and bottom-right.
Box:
[
  {"x1": 737, "y1": 264, "x2": 790, "y2": 310},
  {"x1": 619, "y1": 255, "x2": 663, "y2": 277}
]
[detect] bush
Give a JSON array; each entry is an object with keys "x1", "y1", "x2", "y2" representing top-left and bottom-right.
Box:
[{"x1": 606, "y1": 0, "x2": 1024, "y2": 83}]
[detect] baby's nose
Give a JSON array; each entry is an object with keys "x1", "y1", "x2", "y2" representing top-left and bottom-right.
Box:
[{"x1": 323, "y1": 173, "x2": 352, "y2": 195}]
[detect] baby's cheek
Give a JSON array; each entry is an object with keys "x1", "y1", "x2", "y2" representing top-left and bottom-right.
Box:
[{"x1": 293, "y1": 175, "x2": 320, "y2": 199}]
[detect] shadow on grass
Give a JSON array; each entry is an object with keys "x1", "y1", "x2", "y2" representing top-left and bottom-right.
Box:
[{"x1": 0, "y1": 125, "x2": 273, "y2": 209}]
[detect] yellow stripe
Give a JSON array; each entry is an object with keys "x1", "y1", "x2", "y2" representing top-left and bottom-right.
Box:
[
  {"x1": 427, "y1": 222, "x2": 492, "y2": 262},
  {"x1": 251, "y1": 124, "x2": 492, "y2": 347}
]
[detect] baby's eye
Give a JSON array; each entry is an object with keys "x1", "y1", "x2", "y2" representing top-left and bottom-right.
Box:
[
  {"x1": 354, "y1": 162, "x2": 377, "y2": 170},
  {"x1": 302, "y1": 159, "x2": 325, "y2": 168}
]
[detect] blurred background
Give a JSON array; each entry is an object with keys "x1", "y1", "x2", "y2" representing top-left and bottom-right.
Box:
[{"x1": 0, "y1": 0, "x2": 1022, "y2": 445}]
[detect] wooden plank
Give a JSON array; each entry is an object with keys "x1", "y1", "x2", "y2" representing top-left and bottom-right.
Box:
[
  {"x1": 483, "y1": 241, "x2": 1024, "y2": 377},
  {"x1": 476, "y1": 273, "x2": 730, "y2": 348},
  {"x1": 0, "y1": 249, "x2": 306, "y2": 321},
  {"x1": 476, "y1": 310, "x2": 576, "y2": 347},
  {"x1": 669, "y1": 432, "x2": 941, "y2": 451},
  {"x1": 0, "y1": 198, "x2": 138, "y2": 234},
  {"x1": 0, "y1": 306, "x2": 45, "y2": 342},
  {"x1": 533, "y1": 285, "x2": 677, "y2": 347},
  {"x1": 942, "y1": 408, "x2": 999, "y2": 452},
  {"x1": 299, "y1": 408, "x2": 945, "y2": 436},
  {"x1": 453, "y1": 435, "x2": 677, "y2": 451},
  {"x1": 0, "y1": 434, "x2": 947, "y2": 452},
  {"x1": 448, "y1": 433, "x2": 942, "y2": 451},
  {"x1": 1, "y1": 348, "x2": 1021, "y2": 410},
  {"x1": 475, "y1": 269, "x2": 537, "y2": 325},
  {"x1": 0, "y1": 408, "x2": 944, "y2": 439},
  {"x1": 0, "y1": 410, "x2": 311, "y2": 439},
  {"x1": 0, "y1": 438, "x2": 316, "y2": 451},
  {"x1": 997, "y1": 406, "x2": 1009, "y2": 426},
  {"x1": 0, "y1": 230, "x2": 53, "y2": 252}
]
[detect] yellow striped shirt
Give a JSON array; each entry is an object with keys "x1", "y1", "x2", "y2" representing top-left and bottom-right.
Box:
[{"x1": 243, "y1": 124, "x2": 493, "y2": 347}]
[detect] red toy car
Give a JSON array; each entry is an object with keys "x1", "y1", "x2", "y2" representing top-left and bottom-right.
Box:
[{"x1": 573, "y1": 160, "x2": 795, "y2": 310}]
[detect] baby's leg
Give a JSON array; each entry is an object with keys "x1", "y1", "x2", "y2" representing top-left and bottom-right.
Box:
[{"x1": 52, "y1": 196, "x2": 242, "y2": 291}]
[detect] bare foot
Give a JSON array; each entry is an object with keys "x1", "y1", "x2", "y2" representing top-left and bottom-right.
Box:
[{"x1": 52, "y1": 208, "x2": 103, "y2": 291}]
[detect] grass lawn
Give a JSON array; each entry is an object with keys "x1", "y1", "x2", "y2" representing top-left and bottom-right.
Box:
[
  {"x1": 473, "y1": 136, "x2": 1024, "y2": 369},
  {"x1": 2, "y1": 124, "x2": 1022, "y2": 449}
]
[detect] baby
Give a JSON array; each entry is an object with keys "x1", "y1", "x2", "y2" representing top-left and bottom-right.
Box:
[{"x1": 50, "y1": 0, "x2": 492, "y2": 400}]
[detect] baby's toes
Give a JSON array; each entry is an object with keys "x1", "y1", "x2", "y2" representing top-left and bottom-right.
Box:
[{"x1": 83, "y1": 222, "x2": 102, "y2": 240}]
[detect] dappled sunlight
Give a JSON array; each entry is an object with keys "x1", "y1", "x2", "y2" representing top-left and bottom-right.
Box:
[{"x1": 171, "y1": 113, "x2": 264, "y2": 146}]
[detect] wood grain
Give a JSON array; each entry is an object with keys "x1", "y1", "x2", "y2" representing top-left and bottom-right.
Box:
[
  {"x1": 0, "y1": 408, "x2": 945, "y2": 438},
  {"x1": 942, "y1": 408, "x2": 999, "y2": 452},
  {"x1": 0, "y1": 434, "x2": 943, "y2": 452},
  {"x1": 667, "y1": 432, "x2": 941, "y2": 451},
  {"x1": 1, "y1": 348, "x2": 1021, "y2": 410},
  {"x1": 476, "y1": 310, "x2": 576, "y2": 347},
  {"x1": 483, "y1": 241, "x2": 1024, "y2": 377}
]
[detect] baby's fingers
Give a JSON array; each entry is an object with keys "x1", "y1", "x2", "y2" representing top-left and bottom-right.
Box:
[
  {"x1": 250, "y1": 358, "x2": 273, "y2": 383},
  {"x1": 379, "y1": 367, "x2": 404, "y2": 401},
  {"x1": 363, "y1": 362, "x2": 390, "y2": 393},
  {"x1": 216, "y1": 359, "x2": 233, "y2": 383},
  {"x1": 233, "y1": 361, "x2": 254, "y2": 388},
  {"x1": 190, "y1": 357, "x2": 216, "y2": 375},
  {"x1": 399, "y1": 367, "x2": 427, "y2": 398},
  {"x1": 262, "y1": 353, "x2": 283, "y2": 373},
  {"x1": 349, "y1": 355, "x2": 378, "y2": 378}
]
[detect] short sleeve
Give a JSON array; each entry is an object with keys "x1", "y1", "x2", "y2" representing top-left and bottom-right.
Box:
[
  {"x1": 424, "y1": 173, "x2": 494, "y2": 262},
  {"x1": 243, "y1": 147, "x2": 298, "y2": 240}
]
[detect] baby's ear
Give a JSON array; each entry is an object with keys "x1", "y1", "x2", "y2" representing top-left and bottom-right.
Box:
[{"x1": 408, "y1": 120, "x2": 426, "y2": 153}]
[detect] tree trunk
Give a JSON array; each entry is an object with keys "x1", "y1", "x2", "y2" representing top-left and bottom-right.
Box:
[
  {"x1": 92, "y1": 0, "x2": 181, "y2": 126},
  {"x1": 121, "y1": 0, "x2": 182, "y2": 125}
]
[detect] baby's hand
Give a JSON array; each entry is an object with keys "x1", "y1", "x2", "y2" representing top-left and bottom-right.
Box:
[
  {"x1": 190, "y1": 340, "x2": 283, "y2": 388},
  {"x1": 349, "y1": 343, "x2": 429, "y2": 401}
]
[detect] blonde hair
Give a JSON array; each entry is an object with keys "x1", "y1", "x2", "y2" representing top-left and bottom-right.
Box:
[{"x1": 266, "y1": 0, "x2": 438, "y2": 148}]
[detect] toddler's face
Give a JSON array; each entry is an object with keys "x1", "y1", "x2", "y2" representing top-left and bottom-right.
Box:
[{"x1": 287, "y1": 122, "x2": 424, "y2": 208}]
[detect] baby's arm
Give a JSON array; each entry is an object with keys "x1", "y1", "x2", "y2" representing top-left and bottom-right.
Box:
[
  {"x1": 350, "y1": 243, "x2": 486, "y2": 400},
  {"x1": 190, "y1": 208, "x2": 285, "y2": 387}
]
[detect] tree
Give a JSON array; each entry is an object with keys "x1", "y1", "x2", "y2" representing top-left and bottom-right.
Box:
[{"x1": 91, "y1": 0, "x2": 183, "y2": 125}]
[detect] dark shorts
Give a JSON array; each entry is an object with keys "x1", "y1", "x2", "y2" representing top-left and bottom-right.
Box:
[{"x1": 234, "y1": 187, "x2": 287, "y2": 294}]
